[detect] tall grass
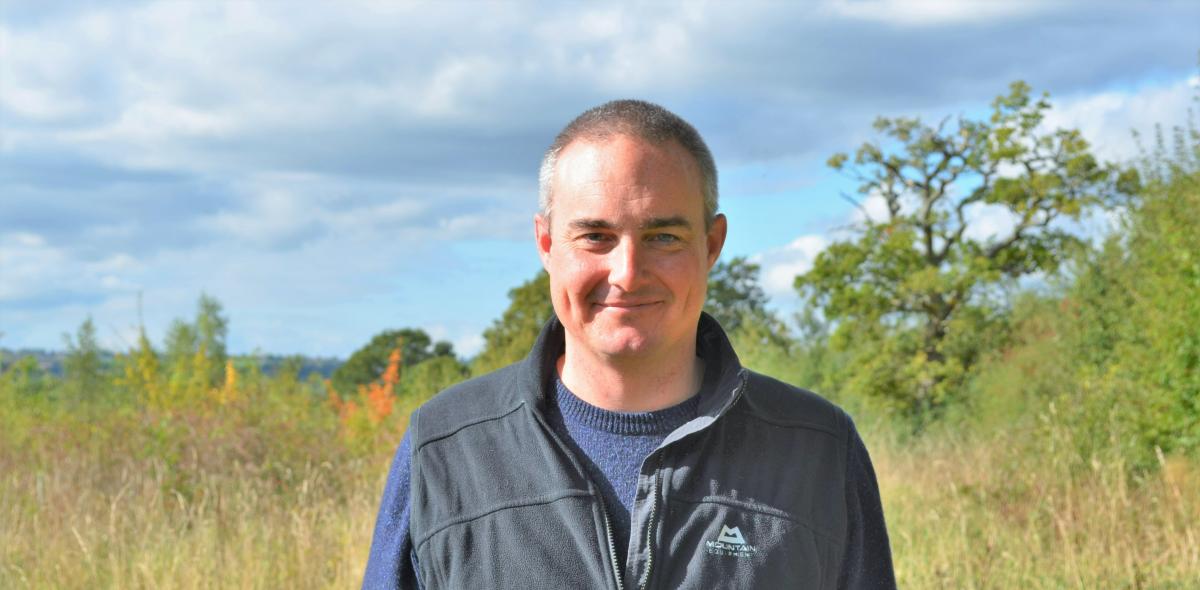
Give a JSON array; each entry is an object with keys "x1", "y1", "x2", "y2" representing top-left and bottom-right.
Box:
[
  {"x1": 872, "y1": 413, "x2": 1199, "y2": 588},
  {"x1": 1, "y1": 447, "x2": 379, "y2": 589},
  {"x1": 0, "y1": 358, "x2": 422, "y2": 589},
  {"x1": 5, "y1": 395, "x2": 1194, "y2": 588}
]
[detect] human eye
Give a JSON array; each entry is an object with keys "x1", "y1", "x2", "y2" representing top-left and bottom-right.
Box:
[
  {"x1": 575, "y1": 232, "x2": 615, "y2": 248},
  {"x1": 649, "y1": 233, "x2": 682, "y2": 244}
]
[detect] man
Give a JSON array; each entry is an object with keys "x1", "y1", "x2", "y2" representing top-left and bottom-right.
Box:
[{"x1": 363, "y1": 100, "x2": 895, "y2": 589}]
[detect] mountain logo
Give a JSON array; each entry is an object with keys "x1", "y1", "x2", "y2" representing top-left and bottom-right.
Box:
[
  {"x1": 717, "y1": 525, "x2": 746, "y2": 545},
  {"x1": 705, "y1": 524, "x2": 758, "y2": 557}
]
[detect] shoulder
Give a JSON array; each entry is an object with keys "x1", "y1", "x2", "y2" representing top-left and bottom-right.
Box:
[
  {"x1": 409, "y1": 362, "x2": 529, "y2": 447},
  {"x1": 732, "y1": 369, "x2": 850, "y2": 440}
]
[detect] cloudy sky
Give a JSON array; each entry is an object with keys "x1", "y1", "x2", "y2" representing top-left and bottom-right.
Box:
[{"x1": 2, "y1": 1, "x2": 1196, "y2": 358}]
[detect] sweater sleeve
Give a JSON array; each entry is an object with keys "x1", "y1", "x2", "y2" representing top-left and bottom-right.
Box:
[
  {"x1": 362, "y1": 431, "x2": 422, "y2": 590},
  {"x1": 837, "y1": 420, "x2": 897, "y2": 589}
]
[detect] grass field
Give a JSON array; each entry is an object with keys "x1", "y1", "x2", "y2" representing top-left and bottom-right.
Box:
[
  {"x1": 874, "y1": 419, "x2": 1199, "y2": 588},
  {"x1": 2, "y1": 396, "x2": 1196, "y2": 589}
]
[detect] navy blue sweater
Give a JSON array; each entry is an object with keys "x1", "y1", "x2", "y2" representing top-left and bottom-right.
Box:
[{"x1": 545, "y1": 378, "x2": 702, "y2": 569}]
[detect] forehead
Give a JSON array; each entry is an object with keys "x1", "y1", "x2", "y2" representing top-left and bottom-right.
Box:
[{"x1": 551, "y1": 134, "x2": 705, "y2": 220}]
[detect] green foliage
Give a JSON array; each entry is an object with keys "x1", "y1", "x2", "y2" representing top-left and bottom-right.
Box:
[
  {"x1": 332, "y1": 327, "x2": 454, "y2": 395},
  {"x1": 727, "y1": 310, "x2": 835, "y2": 408},
  {"x1": 62, "y1": 316, "x2": 105, "y2": 401},
  {"x1": 799, "y1": 81, "x2": 1130, "y2": 422},
  {"x1": 954, "y1": 105, "x2": 1200, "y2": 469},
  {"x1": 159, "y1": 293, "x2": 230, "y2": 403},
  {"x1": 704, "y1": 256, "x2": 782, "y2": 336},
  {"x1": 0, "y1": 356, "x2": 53, "y2": 403},
  {"x1": 472, "y1": 270, "x2": 554, "y2": 375},
  {"x1": 164, "y1": 318, "x2": 197, "y2": 371},
  {"x1": 195, "y1": 293, "x2": 229, "y2": 385},
  {"x1": 401, "y1": 355, "x2": 469, "y2": 399},
  {"x1": 117, "y1": 326, "x2": 165, "y2": 407},
  {"x1": 1060, "y1": 167, "x2": 1200, "y2": 466},
  {"x1": 1123, "y1": 172, "x2": 1200, "y2": 456}
]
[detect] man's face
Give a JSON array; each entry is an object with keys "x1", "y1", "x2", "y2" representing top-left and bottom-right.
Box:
[{"x1": 535, "y1": 134, "x2": 727, "y2": 363}]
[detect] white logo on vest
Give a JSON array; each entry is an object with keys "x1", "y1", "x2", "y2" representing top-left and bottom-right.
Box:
[{"x1": 705, "y1": 525, "x2": 758, "y2": 557}]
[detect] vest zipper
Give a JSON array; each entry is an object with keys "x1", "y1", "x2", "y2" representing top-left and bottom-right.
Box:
[
  {"x1": 635, "y1": 371, "x2": 746, "y2": 589},
  {"x1": 636, "y1": 456, "x2": 663, "y2": 590},
  {"x1": 598, "y1": 496, "x2": 625, "y2": 590}
]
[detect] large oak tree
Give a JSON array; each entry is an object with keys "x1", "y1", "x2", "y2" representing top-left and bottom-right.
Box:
[{"x1": 796, "y1": 81, "x2": 1137, "y2": 419}]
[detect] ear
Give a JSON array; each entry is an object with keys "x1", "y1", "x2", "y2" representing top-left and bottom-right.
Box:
[
  {"x1": 705, "y1": 213, "x2": 728, "y2": 270},
  {"x1": 534, "y1": 213, "x2": 553, "y2": 271}
]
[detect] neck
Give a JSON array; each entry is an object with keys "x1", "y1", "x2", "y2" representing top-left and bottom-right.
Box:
[{"x1": 557, "y1": 340, "x2": 704, "y2": 413}]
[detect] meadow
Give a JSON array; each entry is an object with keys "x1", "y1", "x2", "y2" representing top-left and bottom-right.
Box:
[{"x1": 2, "y1": 345, "x2": 1196, "y2": 589}]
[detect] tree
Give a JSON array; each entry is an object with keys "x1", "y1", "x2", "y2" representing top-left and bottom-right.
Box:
[
  {"x1": 1062, "y1": 115, "x2": 1200, "y2": 466},
  {"x1": 332, "y1": 328, "x2": 454, "y2": 396},
  {"x1": 471, "y1": 271, "x2": 554, "y2": 375},
  {"x1": 195, "y1": 293, "x2": 229, "y2": 386},
  {"x1": 402, "y1": 356, "x2": 470, "y2": 400},
  {"x1": 164, "y1": 319, "x2": 197, "y2": 369},
  {"x1": 159, "y1": 294, "x2": 230, "y2": 403},
  {"x1": 63, "y1": 316, "x2": 104, "y2": 400},
  {"x1": 797, "y1": 81, "x2": 1136, "y2": 419},
  {"x1": 119, "y1": 326, "x2": 164, "y2": 408},
  {"x1": 1, "y1": 356, "x2": 51, "y2": 399},
  {"x1": 704, "y1": 256, "x2": 778, "y2": 335},
  {"x1": 163, "y1": 317, "x2": 199, "y2": 401}
]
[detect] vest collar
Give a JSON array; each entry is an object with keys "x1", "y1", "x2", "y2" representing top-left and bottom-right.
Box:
[{"x1": 518, "y1": 312, "x2": 746, "y2": 422}]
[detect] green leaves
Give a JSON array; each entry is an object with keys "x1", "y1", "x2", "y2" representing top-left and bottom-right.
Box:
[
  {"x1": 471, "y1": 271, "x2": 554, "y2": 375},
  {"x1": 62, "y1": 316, "x2": 105, "y2": 401},
  {"x1": 332, "y1": 328, "x2": 456, "y2": 397},
  {"x1": 803, "y1": 81, "x2": 1130, "y2": 422},
  {"x1": 704, "y1": 257, "x2": 780, "y2": 336}
]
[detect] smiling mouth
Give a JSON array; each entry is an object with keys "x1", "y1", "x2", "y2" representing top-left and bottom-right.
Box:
[{"x1": 593, "y1": 301, "x2": 660, "y2": 310}]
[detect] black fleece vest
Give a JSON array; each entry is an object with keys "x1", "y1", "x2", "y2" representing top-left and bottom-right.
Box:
[{"x1": 408, "y1": 315, "x2": 849, "y2": 589}]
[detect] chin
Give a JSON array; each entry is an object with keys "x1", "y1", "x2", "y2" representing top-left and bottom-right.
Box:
[{"x1": 592, "y1": 329, "x2": 661, "y2": 358}]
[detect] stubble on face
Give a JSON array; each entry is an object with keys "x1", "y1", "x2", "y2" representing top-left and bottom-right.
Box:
[{"x1": 535, "y1": 134, "x2": 725, "y2": 368}]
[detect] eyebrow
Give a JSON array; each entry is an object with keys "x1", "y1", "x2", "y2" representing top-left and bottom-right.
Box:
[{"x1": 567, "y1": 216, "x2": 692, "y2": 231}]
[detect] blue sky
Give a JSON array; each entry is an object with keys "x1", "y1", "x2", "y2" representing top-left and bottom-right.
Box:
[{"x1": 1, "y1": 1, "x2": 1197, "y2": 358}]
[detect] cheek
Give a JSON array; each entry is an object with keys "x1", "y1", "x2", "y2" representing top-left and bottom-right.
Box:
[
  {"x1": 550, "y1": 255, "x2": 603, "y2": 300},
  {"x1": 660, "y1": 253, "x2": 707, "y2": 287}
]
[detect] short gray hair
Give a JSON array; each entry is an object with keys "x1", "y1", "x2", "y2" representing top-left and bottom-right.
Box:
[{"x1": 538, "y1": 99, "x2": 718, "y2": 228}]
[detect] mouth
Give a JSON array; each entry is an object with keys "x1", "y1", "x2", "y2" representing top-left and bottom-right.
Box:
[{"x1": 592, "y1": 301, "x2": 661, "y2": 311}]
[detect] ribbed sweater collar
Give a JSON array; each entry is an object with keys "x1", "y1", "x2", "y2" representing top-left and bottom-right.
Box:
[
  {"x1": 552, "y1": 378, "x2": 701, "y2": 436},
  {"x1": 520, "y1": 312, "x2": 745, "y2": 429}
]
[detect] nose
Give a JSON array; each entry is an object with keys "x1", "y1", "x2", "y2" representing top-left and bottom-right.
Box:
[{"x1": 607, "y1": 237, "x2": 644, "y2": 291}]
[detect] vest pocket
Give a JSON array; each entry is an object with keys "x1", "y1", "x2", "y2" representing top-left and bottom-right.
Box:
[
  {"x1": 654, "y1": 498, "x2": 835, "y2": 589},
  {"x1": 416, "y1": 495, "x2": 615, "y2": 589}
]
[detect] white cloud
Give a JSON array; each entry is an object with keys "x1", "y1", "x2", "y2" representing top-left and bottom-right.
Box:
[
  {"x1": 418, "y1": 56, "x2": 506, "y2": 117},
  {"x1": 848, "y1": 192, "x2": 891, "y2": 226},
  {"x1": 962, "y1": 204, "x2": 1020, "y2": 243},
  {"x1": 197, "y1": 191, "x2": 316, "y2": 247},
  {"x1": 0, "y1": 231, "x2": 143, "y2": 305},
  {"x1": 754, "y1": 234, "x2": 830, "y2": 298},
  {"x1": 1043, "y1": 76, "x2": 1196, "y2": 163},
  {"x1": 426, "y1": 324, "x2": 487, "y2": 358},
  {"x1": 0, "y1": 232, "x2": 64, "y2": 301},
  {"x1": 454, "y1": 333, "x2": 486, "y2": 358},
  {"x1": 822, "y1": 0, "x2": 1050, "y2": 26},
  {"x1": 93, "y1": 99, "x2": 235, "y2": 144}
]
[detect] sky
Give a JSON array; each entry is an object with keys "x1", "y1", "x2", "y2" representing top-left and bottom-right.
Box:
[{"x1": 1, "y1": 0, "x2": 1197, "y2": 359}]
